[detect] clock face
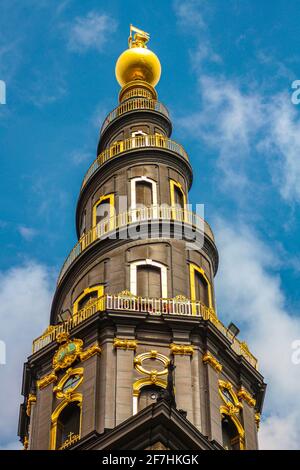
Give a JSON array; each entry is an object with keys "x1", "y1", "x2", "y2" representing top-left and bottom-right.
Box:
[
  {"x1": 222, "y1": 388, "x2": 235, "y2": 405},
  {"x1": 62, "y1": 375, "x2": 81, "y2": 393}
]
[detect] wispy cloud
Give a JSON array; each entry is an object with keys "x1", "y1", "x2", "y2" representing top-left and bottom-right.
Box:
[
  {"x1": 214, "y1": 218, "x2": 300, "y2": 449},
  {"x1": 174, "y1": 0, "x2": 300, "y2": 205},
  {"x1": 178, "y1": 75, "x2": 300, "y2": 204},
  {"x1": 67, "y1": 11, "x2": 117, "y2": 53},
  {"x1": 174, "y1": 0, "x2": 207, "y2": 29},
  {"x1": 71, "y1": 149, "x2": 93, "y2": 166},
  {"x1": 18, "y1": 225, "x2": 38, "y2": 241},
  {"x1": 0, "y1": 262, "x2": 54, "y2": 449},
  {"x1": 174, "y1": 0, "x2": 221, "y2": 69}
]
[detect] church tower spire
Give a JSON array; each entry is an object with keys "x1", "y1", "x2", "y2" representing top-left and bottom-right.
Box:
[{"x1": 19, "y1": 26, "x2": 266, "y2": 451}]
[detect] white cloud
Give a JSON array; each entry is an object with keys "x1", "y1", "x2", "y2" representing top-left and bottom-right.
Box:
[
  {"x1": 260, "y1": 93, "x2": 300, "y2": 202},
  {"x1": 71, "y1": 149, "x2": 93, "y2": 166},
  {"x1": 174, "y1": 0, "x2": 221, "y2": 69},
  {"x1": 177, "y1": 76, "x2": 264, "y2": 193},
  {"x1": 177, "y1": 74, "x2": 300, "y2": 203},
  {"x1": 0, "y1": 262, "x2": 54, "y2": 449},
  {"x1": 214, "y1": 218, "x2": 300, "y2": 449},
  {"x1": 67, "y1": 11, "x2": 117, "y2": 53},
  {"x1": 18, "y1": 225, "x2": 38, "y2": 241},
  {"x1": 174, "y1": 0, "x2": 207, "y2": 29}
]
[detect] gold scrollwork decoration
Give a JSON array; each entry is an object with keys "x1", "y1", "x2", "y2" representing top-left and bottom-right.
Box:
[
  {"x1": 202, "y1": 351, "x2": 222, "y2": 372},
  {"x1": 37, "y1": 372, "x2": 57, "y2": 390},
  {"x1": 134, "y1": 350, "x2": 170, "y2": 380},
  {"x1": 53, "y1": 367, "x2": 83, "y2": 399},
  {"x1": 170, "y1": 343, "x2": 194, "y2": 356},
  {"x1": 80, "y1": 344, "x2": 102, "y2": 362},
  {"x1": 117, "y1": 290, "x2": 137, "y2": 298},
  {"x1": 52, "y1": 336, "x2": 83, "y2": 372},
  {"x1": 26, "y1": 394, "x2": 36, "y2": 417},
  {"x1": 237, "y1": 387, "x2": 256, "y2": 407},
  {"x1": 173, "y1": 294, "x2": 189, "y2": 301},
  {"x1": 219, "y1": 380, "x2": 243, "y2": 411},
  {"x1": 133, "y1": 377, "x2": 167, "y2": 397},
  {"x1": 113, "y1": 338, "x2": 137, "y2": 350}
]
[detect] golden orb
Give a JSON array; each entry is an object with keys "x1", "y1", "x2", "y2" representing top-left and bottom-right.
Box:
[{"x1": 115, "y1": 46, "x2": 161, "y2": 88}]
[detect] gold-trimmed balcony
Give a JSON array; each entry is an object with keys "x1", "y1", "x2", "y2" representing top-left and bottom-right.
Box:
[
  {"x1": 81, "y1": 134, "x2": 189, "y2": 190},
  {"x1": 57, "y1": 205, "x2": 215, "y2": 285},
  {"x1": 100, "y1": 98, "x2": 169, "y2": 134},
  {"x1": 32, "y1": 293, "x2": 258, "y2": 370}
]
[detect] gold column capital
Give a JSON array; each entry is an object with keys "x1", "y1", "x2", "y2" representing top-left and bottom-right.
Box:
[
  {"x1": 113, "y1": 338, "x2": 137, "y2": 350},
  {"x1": 26, "y1": 394, "x2": 37, "y2": 417},
  {"x1": 37, "y1": 372, "x2": 57, "y2": 390},
  {"x1": 80, "y1": 344, "x2": 102, "y2": 361},
  {"x1": 237, "y1": 387, "x2": 256, "y2": 407},
  {"x1": 202, "y1": 351, "x2": 222, "y2": 372},
  {"x1": 170, "y1": 343, "x2": 194, "y2": 356}
]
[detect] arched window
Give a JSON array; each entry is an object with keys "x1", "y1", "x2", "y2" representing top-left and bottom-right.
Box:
[
  {"x1": 194, "y1": 270, "x2": 209, "y2": 306},
  {"x1": 221, "y1": 415, "x2": 242, "y2": 450},
  {"x1": 130, "y1": 260, "x2": 168, "y2": 298},
  {"x1": 189, "y1": 263, "x2": 212, "y2": 308},
  {"x1": 130, "y1": 176, "x2": 158, "y2": 220},
  {"x1": 137, "y1": 264, "x2": 162, "y2": 298},
  {"x1": 170, "y1": 180, "x2": 187, "y2": 221},
  {"x1": 138, "y1": 384, "x2": 163, "y2": 412},
  {"x1": 136, "y1": 180, "x2": 153, "y2": 207},
  {"x1": 56, "y1": 402, "x2": 81, "y2": 449},
  {"x1": 73, "y1": 285, "x2": 104, "y2": 315},
  {"x1": 174, "y1": 185, "x2": 184, "y2": 210},
  {"x1": 92, "y1": 194, "x2": 115, "y2": 230},
  {"x1": 132, "y1": 377, "x2": 167, "y2": 415}
]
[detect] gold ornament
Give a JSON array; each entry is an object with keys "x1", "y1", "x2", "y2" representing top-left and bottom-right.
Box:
[
  {"x1": 80, "y1": 344, "x2": 102, "y2": 362},
  {"x1": 202, "y1": 351, "x2": 222, "y2": 372},
  {"x1": 52, "y1": 336, "x2": 83, "y2": 372},
  {"x1": 115, "y1": 25, "x2": 161, "y2": 88},
  {"x1": 113, "y1": 338, "x2": 137, "y2": 350},
  {"x1": 26, "y1": 394, "x2": 36, "y2": 416},
  {"x1": 237, "y1": 387, "x2": 256, "y2": 407},
  {"x1": 170, "y1": 343, "x2": 194, "y2": 356},
  {"x1": 37, "y1": 372, "x2": 57, "y2": 390}
]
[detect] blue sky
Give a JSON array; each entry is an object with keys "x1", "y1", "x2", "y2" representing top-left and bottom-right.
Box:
[{"x1": 1, "y1": 0, "x2": 300, "y2": 450}]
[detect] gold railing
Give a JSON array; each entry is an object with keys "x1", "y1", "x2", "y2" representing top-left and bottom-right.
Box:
[
  {"x1": 101, "y1": 98, "x2": 169, "y2": 133},
  {"x1": 32, "y1": 294, "x2": 258, "y2": 369},
  {"x1": 81, "y1": 134, "x2": 189, "y2": 189},
  {"x1": 121, "y1": 87, "x2": 154, "y2": 101},
  {"x1": 57, "y1": 205, "x2": 214, "y2": 285}
]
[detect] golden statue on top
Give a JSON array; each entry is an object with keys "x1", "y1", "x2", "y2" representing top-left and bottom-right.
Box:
[{"x1": 115, "y1": 24, "x2": 161, "y2": 88}]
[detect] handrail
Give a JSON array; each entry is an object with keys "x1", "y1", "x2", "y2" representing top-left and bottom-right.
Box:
[
  {"x1": 32, "y1": 294, "x2": 258, "y2": 369},
  {"x1": 81, "y1": 134, "x2": 189, "y2": 190},
  {"x1": 57, "y1": 205, "x2": 215, "y2": 285},
  {"x1": 101, "y1": 98, "x2": 169, "y2": 134}
]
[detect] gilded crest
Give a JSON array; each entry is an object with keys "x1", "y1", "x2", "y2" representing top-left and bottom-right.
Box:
[{"x1": 52, "y1": 336, "x2": 83, "y2": 372}]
